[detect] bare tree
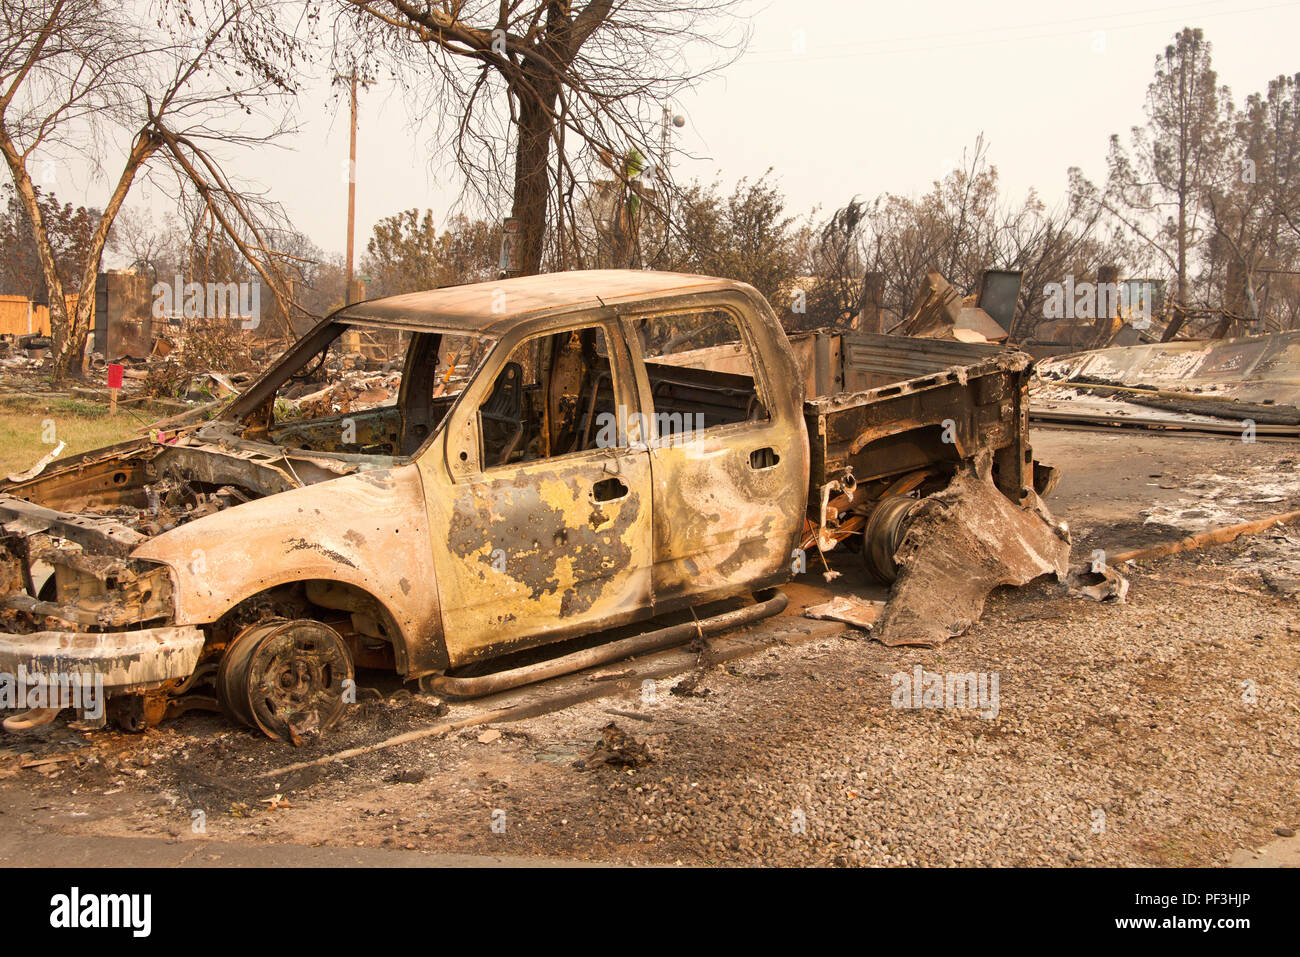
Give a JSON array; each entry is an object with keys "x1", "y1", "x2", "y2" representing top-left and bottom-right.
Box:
[
  {"x1": 933, "y1": 135, "x2": 999, "y2": 284},
  {"x1": 332, "y1": 0, "x2": 748, "y2": 276},
  {"x1": 850, "y1": 143, "x2": 1002, "y2": 323},
  {"x1": 804, "y1": 198, "x2": 866, "y2": 329},
  {"x1": 0, "y1": 0, "x2": 306, "y2": 379},
  {"x1": 808, "y1": 140, "x2": 1126, "y2": 340},
  {"x1": 1085, "y1": 27, "x2": 1229, "y2": 327},
  {"x1": 1000, "y1": 175, "x2": 1127, "y2": 341},
  {"x1": 1204, "y1": 73, "x2": 1300, "y2": 331}
]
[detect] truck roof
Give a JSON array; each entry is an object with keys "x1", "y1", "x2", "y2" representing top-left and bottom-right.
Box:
[{"x1": 335, "y1": 269, "x2": 740, "y2": 334}]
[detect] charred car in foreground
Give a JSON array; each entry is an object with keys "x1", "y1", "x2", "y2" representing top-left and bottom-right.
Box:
[{"x1": 0, "y1": 270, "x2": 1059, "y2": 742}]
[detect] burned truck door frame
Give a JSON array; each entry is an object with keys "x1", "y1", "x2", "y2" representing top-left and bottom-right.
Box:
[
  {"x1": 423, "y1": 309, "x2": 655, "y2": 666},
  {"x1": 618, "y1": 292, "x2": 808, "y2": 613}
]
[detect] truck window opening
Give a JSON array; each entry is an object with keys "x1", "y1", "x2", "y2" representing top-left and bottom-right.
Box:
[
  {"x1": 479, "y1": 325, "x2": 621, "y2": 467},
  {"x1": 633, "y1": 309, "x2": 769, "y2": 434}
]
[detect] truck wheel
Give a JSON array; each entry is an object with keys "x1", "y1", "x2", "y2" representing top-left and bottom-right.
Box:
[
  {"x1": 862, "y1": 495, "x2": 923, "y2": 584},
  {"x1": 217, "y1": 619, "x2": 354, "y2": 743}
]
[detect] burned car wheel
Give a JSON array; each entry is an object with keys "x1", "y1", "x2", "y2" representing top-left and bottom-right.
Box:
[
  {"x1": 862, "y1": 495, "x2": 923, "y2": 584},
  {"x1": 217, "y1": 619, "x2": 354, "y2": 743}
]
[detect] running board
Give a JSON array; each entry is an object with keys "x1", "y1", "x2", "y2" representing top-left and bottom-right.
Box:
[{"x1": 423, "y1": 589, "x2": 789, "y2": 699}]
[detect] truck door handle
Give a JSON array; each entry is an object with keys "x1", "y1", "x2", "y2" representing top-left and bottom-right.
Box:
[
  {"x1": 592, "y1": 477, "x2": 628, "y2": 502},
  {"x1": 749, "y1": 447, "x2": 780, "y2": 470}
]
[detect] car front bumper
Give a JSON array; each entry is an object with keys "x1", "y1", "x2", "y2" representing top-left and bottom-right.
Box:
[{"x1": 0, "y1": 625, "x2": 204, "y2": 692}]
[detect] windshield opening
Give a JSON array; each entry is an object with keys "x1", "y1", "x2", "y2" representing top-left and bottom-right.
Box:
[{"x1": 223, "y1": 321, "x2": 496, "y2": 459}]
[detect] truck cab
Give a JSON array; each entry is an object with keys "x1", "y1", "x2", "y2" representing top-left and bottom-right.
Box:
[{"x1": 1, "y1": 271, "x2": 808, "y2": 739}]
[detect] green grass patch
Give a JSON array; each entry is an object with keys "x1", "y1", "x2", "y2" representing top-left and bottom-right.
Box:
[{"x1": 0, "y1": 396, "x2": 145, "y2": 477}]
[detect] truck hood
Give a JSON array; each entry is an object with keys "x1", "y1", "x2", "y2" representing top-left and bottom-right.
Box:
[
  {"x1": 0, "y1": 431, "x2": 410, "y2": 632},
  {"x1": 0, "y1": 429, "x2": 399, "y2": 542}
]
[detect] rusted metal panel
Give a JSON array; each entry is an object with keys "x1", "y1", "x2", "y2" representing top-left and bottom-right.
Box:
[
  {"x1": 618, "y1": 286, "x2": 810, "y2": 611},
  {"x1": 4, "y1": 561, "x2": 173, "y2": 629},
  {"x1": 334, "y1": 270, "x2": 739, "y2": 333},
  {"x1": 420, "y1": 308, "x2": 655, "y2": 666},
  {"x1": 805, "y1": 370, "x2": 1024, "y2": 486},
  {"x1": 0, "y1": 493, "x2": 146, "y2": 556},
  {"x1": 1037, "y1": 331, "x2": 1300, "y2": 410},
  {"x1": 645, "y1": 424, "x2": 802, "y2": 603},
  {"x1": 835, "y1": 331, "x2": 1027, "y2": 391},
  {"x1": 93, "y1": 271, "x2": 154, "y2": 360},
  {"x1": 873, "y1": 456, "x2": 1071, "y2": 647}
]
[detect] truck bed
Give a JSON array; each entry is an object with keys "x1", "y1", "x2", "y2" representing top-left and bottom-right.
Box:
[{"x1": 797, "y1": 331, "x2": 1035, "y2": 504}]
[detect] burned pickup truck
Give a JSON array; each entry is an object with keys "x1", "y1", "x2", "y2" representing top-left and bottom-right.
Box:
[{"x1": 0, "y1": 270, "x2": 1065, "y2": 741}]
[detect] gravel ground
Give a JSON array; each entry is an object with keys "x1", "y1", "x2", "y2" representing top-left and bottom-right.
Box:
[{"x1": 5, "y1": 541, "x2": 1297, "y2": 867}]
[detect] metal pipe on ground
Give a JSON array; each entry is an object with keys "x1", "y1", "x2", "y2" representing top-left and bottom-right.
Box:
[
  {"x1": 424, "y1": 589, "x2": 789, "y2": 699},
  {"x1": 1111, "y1": 510, "x2": 1300, "y2": 564}
]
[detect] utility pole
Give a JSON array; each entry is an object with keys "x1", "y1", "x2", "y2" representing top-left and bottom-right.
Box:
[
  {"x1": 336, "y1": 71, "x2": 371, "y2": 304},
  {"x1": 658, "y1": 103, "x2": 685, "y2": 183}
]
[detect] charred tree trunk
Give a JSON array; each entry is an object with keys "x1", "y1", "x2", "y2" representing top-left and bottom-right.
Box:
[
  {"x1": 505, "y1": 0, "x2": 612, "y2": 275},
  {"x1": 0, "y1": 143, "x2": 70, "y2": 364},
  {"x1": 0, "y1": 122, "x2": 157, "y2": 381},
  {"x1": 511, "y1": 78, "x2": 560, "y2": 277}
]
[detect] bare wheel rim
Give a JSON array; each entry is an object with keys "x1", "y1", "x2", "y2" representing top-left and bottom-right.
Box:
[
  {"x1": 219, "y1": 619, "x2": 353, "y2": 741},
  {"x1": 862, "y1": 495, "x2": 923, "y2": 584}
]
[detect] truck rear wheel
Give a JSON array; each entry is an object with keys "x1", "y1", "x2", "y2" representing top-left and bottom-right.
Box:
[
  {"x1": 862, "y1": 495, "x2": 923, "y2": 584},
  {"x1": 217, "y1": 619, "x2": 354, "y2": 743}
]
